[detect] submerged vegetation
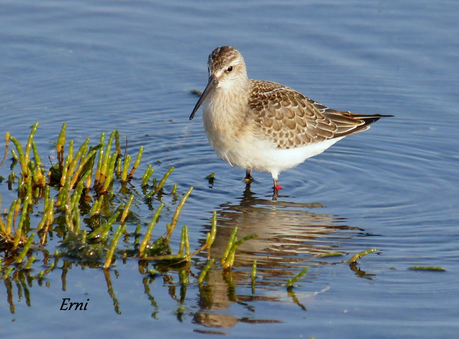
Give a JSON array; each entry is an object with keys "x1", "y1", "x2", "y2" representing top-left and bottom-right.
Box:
[{"x1": 0, "y1": 123, "x2": 385, "y2": 318}]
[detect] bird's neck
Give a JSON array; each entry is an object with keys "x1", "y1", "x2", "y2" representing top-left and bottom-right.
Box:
[{"x1": 203, "y1": 78, "x2": 251, "y2": 133}]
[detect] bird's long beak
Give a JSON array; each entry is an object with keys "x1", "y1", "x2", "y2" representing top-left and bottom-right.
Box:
[{"x1": 189, "y1": 74, "x2": 219, "y2": 120}]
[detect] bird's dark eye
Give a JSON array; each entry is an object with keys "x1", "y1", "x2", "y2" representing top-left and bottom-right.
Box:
[{"x1": 227, "y1": 66, "x2": 233, "y2": 72}]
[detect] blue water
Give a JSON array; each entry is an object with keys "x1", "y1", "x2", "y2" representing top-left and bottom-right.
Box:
[{"x1": 1, "y1": 1, "x2": 459, "y2": 338}]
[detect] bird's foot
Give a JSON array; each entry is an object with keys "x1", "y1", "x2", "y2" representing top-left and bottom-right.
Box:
[{"x1": 272, "y1": 188, "x2": 279, "y2": 201}]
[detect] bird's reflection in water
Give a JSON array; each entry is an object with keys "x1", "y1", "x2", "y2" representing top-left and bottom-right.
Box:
[
  {"x1": 193, "y1": 185, "x2": 364, "y2": 329},
  {"x1": 202, "y1": 185, "x2": 362, "y2": 270}
]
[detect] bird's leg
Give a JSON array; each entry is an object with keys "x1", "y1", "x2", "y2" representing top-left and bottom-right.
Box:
[
  {"x1": 271, "y1": 174, "x2": 280, "y2": 200},
  {"x1": 244, "y1": 169, "x2": 253, "y2": 183},
  {"x1": 273, "y1": 178, "x2": 282, "y2": 190},
  {"x1": 272, "y1": 172, "x2": 282, "y2": 190}
]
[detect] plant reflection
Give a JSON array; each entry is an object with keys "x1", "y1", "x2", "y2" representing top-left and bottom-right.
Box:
[{"x1": 104, "y1": 269, "x2": 121, "y2": 314}]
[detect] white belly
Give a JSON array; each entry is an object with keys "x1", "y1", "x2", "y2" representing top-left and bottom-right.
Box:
[{"x1": 205, "y1": 124, "x2": 343, "y2": 177}]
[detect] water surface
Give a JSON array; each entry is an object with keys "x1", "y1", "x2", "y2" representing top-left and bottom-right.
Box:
[{"x1": 1, "y1": 1, "x2": 458, "y2": 338}]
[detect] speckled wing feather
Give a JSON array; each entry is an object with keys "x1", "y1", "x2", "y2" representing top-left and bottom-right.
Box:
[{"x1": 248, "y1": 80, "x2": 384, "y2": 149}]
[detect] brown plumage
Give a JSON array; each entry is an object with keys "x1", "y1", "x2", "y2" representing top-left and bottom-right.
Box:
[{"x1": 249, "y1": 79, "x2": 388, "y2": 149}]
